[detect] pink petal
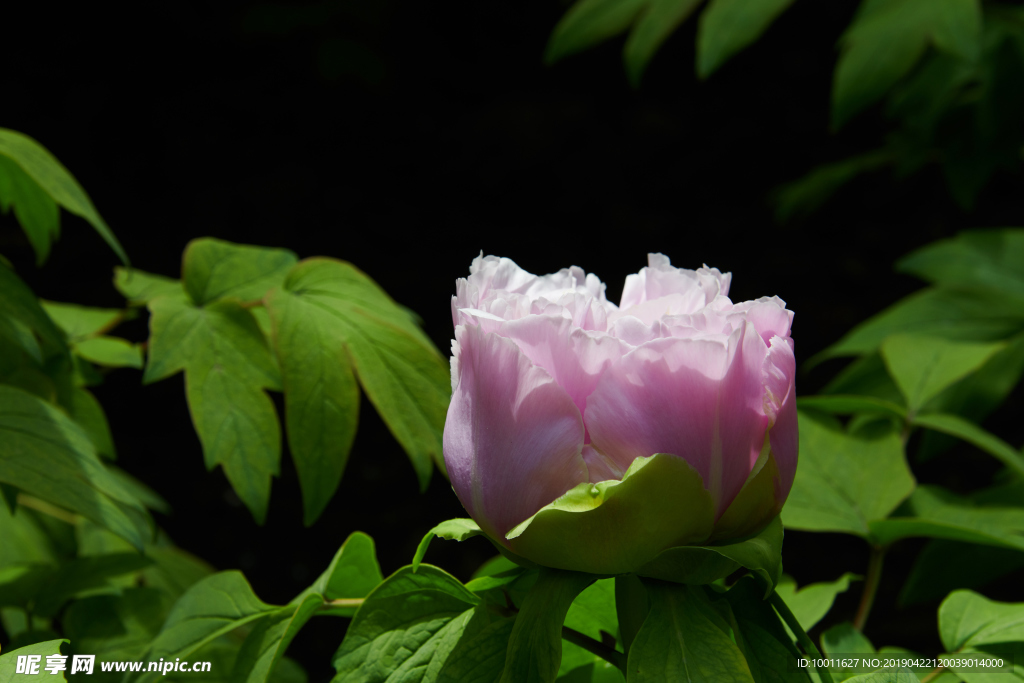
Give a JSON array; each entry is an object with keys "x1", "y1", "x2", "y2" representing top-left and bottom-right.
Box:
[
  {"x1": 620, "y1": 254, "x2": 731, "y2": 310},
  {"x1": 764, "y1": 335, "x2": 798, "y2": 498},
  {"x1": 731, "y1": 296, "x2": 794, "y2": 346},
  {"x1": 585, "y1": 322, "x2": 770, "y2": 518},
  {"x1": 443, "y1": 324, "x2": 588, "y2": 540},
  {"x1": 498, "y1": 315, "x2": 628, "y2": 436}
]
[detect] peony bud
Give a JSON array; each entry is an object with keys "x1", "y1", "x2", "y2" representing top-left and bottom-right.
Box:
[{"x1": 443, "y1": 253, "x2": 797, "y2": 575}]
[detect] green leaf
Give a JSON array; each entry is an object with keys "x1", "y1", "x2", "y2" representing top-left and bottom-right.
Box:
[
  {"x1": 813, "y1": 287, "x2": 1024, "y2": 364},
  {"x1": 332, "y1": 564, "x2": 483, "y2": 680},
  {"x1": 897, "y1": 229, "x2": 1024, "y2": 297},
  {"x1": 722, "y1": 577, "x2": 809, "y2": 683},
  {"x1": 0, "y1": 154, "x2": 60, "y2": 266},
  {"x1": 432, "y1": 607, "x2": 516, "y2": 683},
  {"x1": 413, "y1": 518, "x2": 485, "y2": 571},
  {"x1": 911, "y1": 412, "x2": 1024, "y2": 477},
  {"x1": 624, "y1": 0, "x2": 702, "y2": 86},
  {"x1": 230, "y1": 595, "x2": 321, "y2": 683},
  {"x1": 39, "y1": 301, "x2": 123, "y2": 342},
  {"x1": 0, "y1": 639, "x2": 69, "y2": 683},
  {"x1": 773, "y1": 573, "x2": 860, "y2": 632},
  {"x1": 500, "y1": 568, "x2": 595, "y2": 683},
  {"x1": 545, "y1": 0, "x2": 649, "y2": 65},
  {"x1": 939, "y1": 590, "x2": 1024, "y2": 651},
  {"x1": 796, "y1": 395, "x2": 907, "y2": 420},
  {"x1": 782, "y1": 411, "x2": 915, "y2": 536},
  {"x1": 0, "y1": 499, "x2": 59, "y2": 568},
  {"x1": 182, "y1": 238, "x2": 298, "y2": 305},
  {"x1": 843, "y1": 669, "x2": 920, "y2": 683},
  {"x1": 69, "y1": 386, "x2": 116, "y2": 459},
  {"x1": 114, "y1": 267, "x2": 184, "y2": 305},
  {"x1": 559, "y1": 579, "x2": 619, "y2": 677},
  {"x1": 0, "y1": 264, "x2": 67, "y2": 354},
  {"x1": 900, "y1": 540, "x2": 1024, "y2": 606},
  {"x1": 696, "y1": 0, "x2": 795, "y2": 78},
  {"x1": 140, "y1": 545, "x2": 215, "y2": 600},
  {"x1": 299, "y1": 532, "x2": 383, "y2": 617},
  {"x1": 32, "y1": 552, "x2": 154, "y2": 618},
  {"x1": 0, "y1": 385, "x2": 151, "y2": 549},
  {"x1": 821, "y1": 622, "x2": 875, "y2": 680},
  {"x1": 772, "y1": 150, "x2": 892, "y2": 223},
  {"x1": 265, "y1": 286, "x2": 359, "y2": 525},
  {"x1": 74, "y1": 336, "x2": 144, "y2": 369},
  {"x1": 144, "y1": 297, "x2": 282, "y2": 523},
  {"x1": 881, "y1": 334, "x2": 1004, "y2": 411},
  {"x1": 133, "y1": 571, "x2": 279, "y2": 683},
  {"x1": 629, "y1": 581, "x2": 753, "y2": 683},
  {"x1": 268, "y1": 258, "x2": 450, "y2": 490},
  {"x1": 636, "y1": 516, "x2": 784, "y2": 593},
  {"x1": 869, "y1": 485, "x2": 1024, "y2": 550},
  {"x1": 0, "y1": 128, "x2": 127, "y2": 264},
  {"x1": 831, "y1": 0, "x2": 981, "y2": 129}
]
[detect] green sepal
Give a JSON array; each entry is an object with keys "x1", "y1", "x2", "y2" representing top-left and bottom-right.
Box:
[
  {"x1": 635, "y1": 516, "x2": 784, "y2": 595},
  {"x1": 412, "y1": 518, "x2": 486, "y2": 572},
  {"x1": 506, "y1": 453, "x2": 715, "y2": 575}
]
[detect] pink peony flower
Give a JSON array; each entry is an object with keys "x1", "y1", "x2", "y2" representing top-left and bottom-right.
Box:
[{"x1": 443, "y1": 253, "x2": 797, "y2": 573}]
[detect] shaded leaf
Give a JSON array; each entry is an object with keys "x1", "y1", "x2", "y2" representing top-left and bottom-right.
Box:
[
  {"x1": 0, "y1": 128, "x2": 126, "y2": 264},
  {"x1": 0, "y1": 385, "x2": 151, "y2": 549},
  {"x1": 500, "y1": 568, "x2": 595, "y2": 683},
  {"x1": 723, "y1": 577, "x2": 810, "y2": 683},
  {"x1": 0, "y1": 154, "x2": 60, "y2": 265},
  {"x1": 0, "y1": 639, "x2": 69, "y2": 683},
  {"x1": 870, "y1": 485, "x2": 1024, "y2": 550},
  {"x1": 796, "y1": 395, "x2": 906, "y2": 420},
  {"x1": 545, "y1": 0, "x2": 649, "y2": 65},
  {"x1": 69, "y1": 386, "x2": 116, "y2": 459},
  {"x1": 773, "y1": 573, "x2": 859, "y2": 632},
  {"x1": 299, "y1": 532, "x2": 383, "y2": 618},
  {"x1": 897, "y1": 229, "x2": 1024, "y2": 296},
  {"x1": 773, "y1": 150, "x2": 891, "y2": 223},
  {"x1": 132, "y1": 572, "x2": 279, "y2": 683},
  {"x1": 74, "y1": 336, "x2": 144, "y2": 369},
  {"x1": 911, "y1": 412, "x2": 1024, "y2": 477},
  {"x1": 900, "y1": 540, "x2": 1024, "y2": 606},
  {"x1": 230, "y1": 595, "x2": 321, "y2": 683},
  {"x1": 629, "y1": 581, "x2": 753, "y2": 683},
  {"x1": 624, "y1": 0, "x2": 702, "y2": 86},
  {"x1": 696, "y1": 0, "x2": 795, "y2": 78}
]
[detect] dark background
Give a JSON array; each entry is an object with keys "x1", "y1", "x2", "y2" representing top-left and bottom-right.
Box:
[{"x1": 2, "y1": 0, "x2": 1022, "y2": 680}]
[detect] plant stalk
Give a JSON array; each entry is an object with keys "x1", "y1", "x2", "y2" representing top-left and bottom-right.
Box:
[
  {"x1": 853, "y1": 545, "x2": 886, "y2": 631},
  {"x1": 561, "y1": 625, "x2": 627, "y2": 673},
  {"x1": 764, "y1": 579, "x2": 836, "y2": 683}
]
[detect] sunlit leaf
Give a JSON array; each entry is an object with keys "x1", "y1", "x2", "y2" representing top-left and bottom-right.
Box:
[
  {"x1": 773, "y1": 573, "x2": 859, "y2": 632},
  {"x1": 782, "y1": 411, "x2": 914, "y2": 536},
  {"x1": 114, "y1": 267, "x2": 184, "y2": 306},
  {"x1": 144, "y1": 297, "x2": 281, "y2": 523},
  {"x1": 0, "y1": 154, "x2": 59, "y2": 266},
  {"x1": 881, "y1": 334, "x2": 1004, "y2": 411},
  {"x1": 939, "y1": 590, "x2": 1024, "y2": 651},
  {"x1": 182, "y1": 238, "x2": 298, "y2": 306}
]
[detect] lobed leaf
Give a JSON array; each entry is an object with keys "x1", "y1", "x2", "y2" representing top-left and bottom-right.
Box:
[
  {"x1": 114, "y1": 267, "x2": 185, "y2": 305},
  {"x1": 881, "y1": 334, "x2": 1004, "y2": 412},
  {"x1": 782, "y1": 411, "x2": 914, "y2": 537},
  {"x1": 182, "y1": 238, "x2": 298, "y2": 306},
  {"x1": 299, "y1": 531, "x2": 383, "y2": 618},
  {"x1": 939, "y1": 590, "x2": 1024, "y2": 651},
  {"x1": 144, "y1": 297, "x2": 282, "y2": 523},
  {"x1": 897, "y1": 229, "x2": 1024, "y2": 297},
  {"x1": 773, "y1": 573, "x2": 860, "y2": 633}
]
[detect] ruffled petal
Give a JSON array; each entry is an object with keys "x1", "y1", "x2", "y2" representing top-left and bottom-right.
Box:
[
  {"x1": 619, "y1": 254, "x2": 731, "y2": 311},
  {"x1": 498, "y1": 316, "x2": 627, "y2": 434},
  {"x1": 585, "y1": 321, "x2": 770, "y2": 518},
  {"x1": 443, "y1": 324, "x2": 588, "y2": 540},
  {"x1": 764, "y1": 335, "x2": 798, "y2": 498}
]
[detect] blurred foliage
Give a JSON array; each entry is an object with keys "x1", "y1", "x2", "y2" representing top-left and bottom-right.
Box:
[{"x1": 545, "y1": 0, "x2": 1024, "y2": 218}]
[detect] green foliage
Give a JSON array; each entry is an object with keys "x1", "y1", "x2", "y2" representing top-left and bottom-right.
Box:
[
  {"x1": 783, "y1": 410, "x2": 915, "y2": 537},
  {"x1": 0, "y1": 640, "x2": 70, "y2": 682},
  {"x1": 696, "y1": 0, "x2": 795, "y2": 78},
  {"x1": 0, "y1": 129, "x2": 126, "y2": 265},
  {"x1": 773, "y1": 574, "x2": 860, "y2": 632},
  {"x1": 136, "y1": 240, "x2": 451, "y2": 524}
]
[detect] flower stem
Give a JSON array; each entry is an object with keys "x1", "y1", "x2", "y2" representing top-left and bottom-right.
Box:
[
  {"x1": 765, "y1": 581, "x2": 835, "y2": 683},
  {"x1": 919, "y1": 666, "x2": 946, "y2": 683},
  {"x1": 561, "y1": 625, "x2": 627, "y2": 673},
  {"x1": 853, "y1": 545, "x2": 886, "y2": 631}
]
